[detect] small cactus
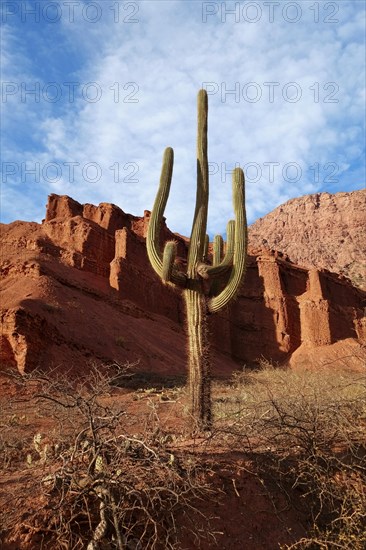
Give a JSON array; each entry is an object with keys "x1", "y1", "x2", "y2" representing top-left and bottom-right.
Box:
[
  {"x1": 33, "y1": 432, "x2": 49, "y2": 463},
  {"x1": 147, "y1": 90, "x2": 247, "y2": 429}
]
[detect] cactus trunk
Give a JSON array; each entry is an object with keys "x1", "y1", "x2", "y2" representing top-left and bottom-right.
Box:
[{"x1": 185, "y1": 289, "x2": 211, "y2": 427}]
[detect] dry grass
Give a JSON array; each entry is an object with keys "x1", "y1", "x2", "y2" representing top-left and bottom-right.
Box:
[{"x1": 212, "y1": 361, "x2": 366, "y2": 549}]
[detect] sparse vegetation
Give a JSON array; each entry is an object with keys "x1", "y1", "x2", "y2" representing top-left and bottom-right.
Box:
[
  {"x1": 0, "y1": 365, "x2": 214, "y2": 549},
  {"x1": 1, "y1": 358, "x2": 365, "y2": 549},
  {"x1": 212, "y1": 361, "x2": 366, "y2": 549}
]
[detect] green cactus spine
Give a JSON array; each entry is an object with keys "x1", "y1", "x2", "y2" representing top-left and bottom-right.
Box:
[{"x1": 147, "y1": 90, "x2": 247, "y2": 429}]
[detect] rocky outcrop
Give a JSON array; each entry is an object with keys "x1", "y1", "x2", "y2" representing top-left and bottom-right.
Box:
[
  {"x1": 109, "y1": 226, "x2": 183, "y2": 323},
  {"x1": 231, "y1": 252, "x2": 364, "y2": 366},
  {"x1": 249, "y1": 190, "x2": 366, "y2": 289},
  {"x1": 0, "y1": 193, "x2": 365, "y2": 375},
  {"x1": 1, "y1": 308, "x2": 51, "y2": 374}
]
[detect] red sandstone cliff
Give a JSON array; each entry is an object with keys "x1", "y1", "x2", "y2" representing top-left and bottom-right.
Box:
[
  {"x1": 249, "y1": 190, "x2": 366, "y2": 289},
  {"x1": 1, "y1": 193, "x2": 365, "y2": 376}
]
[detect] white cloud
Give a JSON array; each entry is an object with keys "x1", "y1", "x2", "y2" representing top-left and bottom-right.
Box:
[{"x1": 1, "y1": 0, "x2": 365, "y2": 235}]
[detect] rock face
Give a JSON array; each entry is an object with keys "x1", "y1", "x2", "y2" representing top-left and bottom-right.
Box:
[
  {"x1": 1, "y1": 193, "x2": 365, "y2": 375},
  {"x1": 249, "y1": 190, "x2": 366, "y2": 290}
]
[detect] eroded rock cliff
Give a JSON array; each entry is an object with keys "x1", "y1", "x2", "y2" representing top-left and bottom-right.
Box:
[
  {"x1": 249, "y1": 190, "x2": 366, "y2": 289},
  {"x1": 1, "y1": 193, "x2": 365, "y2": 375}
]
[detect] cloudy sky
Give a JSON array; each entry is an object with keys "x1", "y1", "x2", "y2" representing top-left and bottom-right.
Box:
[{"x1": 1, "y1": 0, "x2": 365, "y2": 236}]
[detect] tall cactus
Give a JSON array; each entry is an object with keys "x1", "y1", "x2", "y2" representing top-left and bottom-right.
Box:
[{"x1": 147, "y1": 90, "x2": 247, "y2": 429}]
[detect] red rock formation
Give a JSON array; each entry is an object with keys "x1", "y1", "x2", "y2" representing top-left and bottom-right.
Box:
[
  {"x1": 0, "y1": 194, "x2": 365, "y2": 375},
  {"x1": 45, "y1": 194, "x2": 83, "y2": 221},
  {"x1": 249, "y1": 190, "x2": 366, "y2": 289},
  {"x1": 109, "y1": 227, "x2": 183, "y2": 322},
  {"x1": 229, "y1": 249, "x2": 365, "y2": 367}
]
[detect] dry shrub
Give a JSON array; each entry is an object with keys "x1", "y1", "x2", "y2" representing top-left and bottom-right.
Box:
[
  {"x1": 213, "y1": 362, "x2": 366, "y2": 549},
  {"x1": 0, "y1": 365, "x2": 213, "y2": 549}
]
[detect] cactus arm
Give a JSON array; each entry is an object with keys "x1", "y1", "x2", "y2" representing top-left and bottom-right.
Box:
[
  {"x1": 213, "y1": 234, "x2": 223, "y2": 266},
  {"x1": 187, "y1": 89, "x2": 209, "y2": 278},
  {"x1": 203, "y1": 234, "x2": 209, "y2": 262},
  {"x1": 208, "y1": 167, "x2": 247, "y2": 312},
  {"x1": 146, "y1": 147, "x2": 186, "y2": 286},
  {"x1": 207, "y1": 233, "x2": 224, "y2": 296},
  {"x1": 162, "y1": 241, "x2": 178, "y2": 284},
  {"x1": 146, "y1": 147, "x2": 173, "y2": 278},
  {"x1": 207, "y1": 219, "x2": 235, "y2": 275},
  {"x1": 221, "y1": 219, "x2": 235, "y2": 266},
  {"x1": 197, "y1": 220, "x2": 235, "y2": 279}
]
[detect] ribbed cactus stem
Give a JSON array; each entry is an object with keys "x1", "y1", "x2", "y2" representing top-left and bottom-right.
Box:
[
  {"x1": 162, "y1": 241, "x2": 177, "y2": 284},
  {"x1": 184, "y1": 90, "x2": 211, "y2": 427},
  {"x1": 223, "y1": 219, "x2": 235, "y2": 264},
  {"x1": 208, "y1": 234, "x2": 224, "y2": 296},
  {"x1": 197, "y1": 220, "x2": 235, "y2": 279},
  {"x1": 208, "y1": 168, "x2": 247, "y2": 313},
  {"x1": 187, "y1": 89, "x2": 209, "y2": 278},
  {"x1": 213, "y1": 235, "x2": 223, "y2": 265},
  {"x1": 186, "y1": 290, "x2": 211, "y2": 426},
  {"x1": 203, "y1": 234, "x2": 209, "y2": 261},
  {"x1": 147, "y1": 147, "x2": 186, "y2": 287}
]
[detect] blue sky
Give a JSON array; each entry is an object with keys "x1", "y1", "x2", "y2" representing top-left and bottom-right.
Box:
[{"x1": 1, "y1": 0, "x2": 365, "y2": 236}]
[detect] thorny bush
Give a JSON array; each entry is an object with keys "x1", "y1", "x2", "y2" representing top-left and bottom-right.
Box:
[{"x1": 0, "y1": 364, "x2": 214, "y2": 549}]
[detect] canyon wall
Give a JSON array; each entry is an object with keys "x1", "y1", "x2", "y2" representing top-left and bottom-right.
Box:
[
  {"x1": 249, "y1": 190, "x2": 366, "y2": 289},
  {"x1": 1, "y1": 193, "x2": 365, "y2": 375}
]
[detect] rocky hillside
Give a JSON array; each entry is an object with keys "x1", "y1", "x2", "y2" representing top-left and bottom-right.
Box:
[
  {"x1": 0, "y1": 193, "x2": 365, "y2": 376},
  {"x1": 249, "y1": 190, "x2": 366, "y2": 289}
]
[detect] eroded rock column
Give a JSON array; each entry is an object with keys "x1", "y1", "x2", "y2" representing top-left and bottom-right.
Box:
[{"x1": 298, "y1": 269, "x2": 332, "y2": 346}]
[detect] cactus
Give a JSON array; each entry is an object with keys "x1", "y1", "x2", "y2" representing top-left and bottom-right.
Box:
[{"x1": 147, "y1": 90, "x2": 247, "y2": 429}]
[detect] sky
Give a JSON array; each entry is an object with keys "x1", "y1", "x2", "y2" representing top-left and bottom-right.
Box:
[{"x1": 1, "y1": 0, "x2": 365, "y2": 236}]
